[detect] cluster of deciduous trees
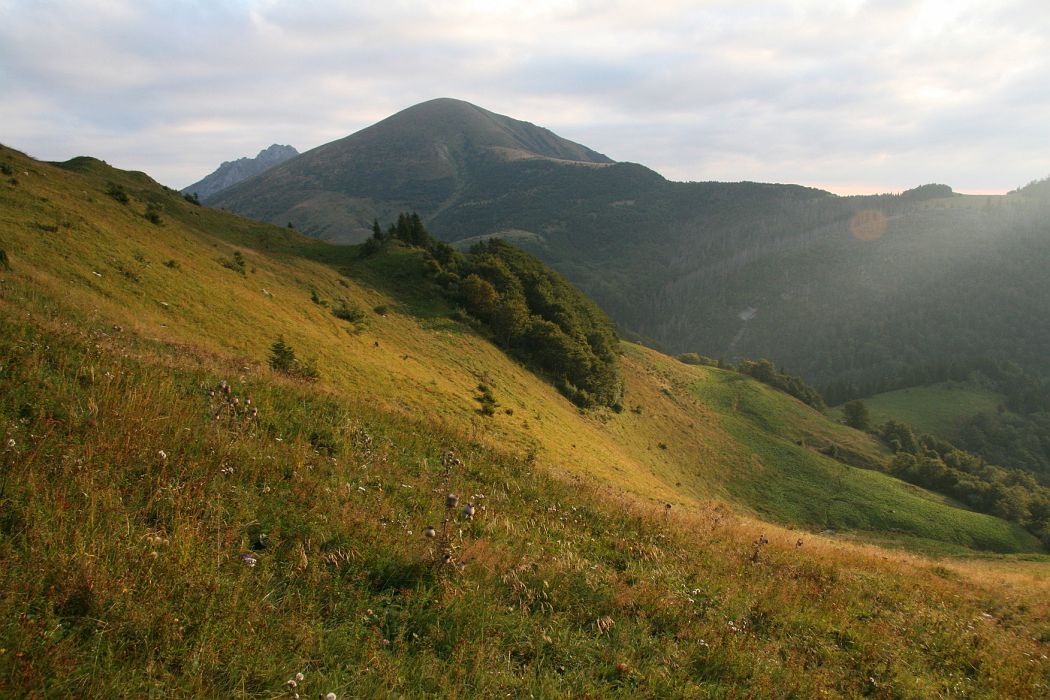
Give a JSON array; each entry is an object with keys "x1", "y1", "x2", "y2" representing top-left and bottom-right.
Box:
[
  {"x1": 365, "y1": 214, "x2": 623, "y2": 409},
  {"x1": 828, "y1": 359, "x2": 1050, "y2": 483},
  {"x1": 736, "y1": 359, "x2": 826, "y2": 410},
  {"x1": 877, "y1": 419, "x2": 1050, "y2": 546}
]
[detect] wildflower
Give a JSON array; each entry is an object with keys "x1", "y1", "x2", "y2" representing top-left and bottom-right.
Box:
[
  {"x1": 5, "y1": 438, "x2": 14, "y2": 449},
  {"x1": 446, "y1": 493, "x2": 459, "y2": 508},
  {"x1": 295, "y1": 672, "x2": 304, "y2": 682},
  {"x1": 158, "y1": 450, "x2": 167, "y2": 460},
  {"x1": 423, "y1": 526, "x2": 436, "y2": 538},
  {"x1": 239, "y1": 553, "x2": 257, "y2": 568},
  {"x1": 326, "y1": 694, "x2": 338, "y2": 700},
  {"x1": 286, "y1": 679, "x2": 297, "y2": 688},
  {"x1": 461, "y1": 503, "x2": 476, "y2": 520}
]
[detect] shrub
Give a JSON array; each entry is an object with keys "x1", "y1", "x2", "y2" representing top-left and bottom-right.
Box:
[
  {"x1": 144, "y1": 202, "x2": 163, "y2": 225},
  {"x1": 221, "y1": 251, "x2": 246, "y2": 276},
  {"x1": 106, "y1": 183, "x2": 129, "y2": 204},
  {"x1": 268, "y1": 336, "x2": 319, "y2": 381},
  {"x1": 474, "y1": 383, "x2": 498, "y2": 416},
  {"x1": 332, "y1": 301, "x2": 365, "y2": 323}
]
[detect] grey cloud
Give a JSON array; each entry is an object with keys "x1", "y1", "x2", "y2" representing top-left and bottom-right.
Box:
[{"x1": 0, "y1": 0, "x2": 1047, "y2": 192}]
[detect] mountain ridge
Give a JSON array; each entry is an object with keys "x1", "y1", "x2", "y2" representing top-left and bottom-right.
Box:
[
  {"x1": 207, "y1": 99, "x2": 1050, "y2": 397},
  {"x1": 207, "y1": 98, "x2": 614, "y2": 240},
  {"x1": 183, "y1": 143, "x2": 298, "y2": 199}
]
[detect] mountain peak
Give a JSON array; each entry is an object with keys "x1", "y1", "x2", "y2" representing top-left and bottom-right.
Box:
[
  {"x1": 183, "y1": 143, "x2": 299, "y2": 199},
  {"x1": 339, "y1": 97, "x2": 613, "y2": 165},
  {"x1": 207, "y1": 99, "x2": 614, "y2": 239}
]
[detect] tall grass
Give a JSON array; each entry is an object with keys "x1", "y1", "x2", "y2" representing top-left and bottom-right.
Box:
[{"x1": 0, "y1": 313, "x2": 1048, "y2": 697}]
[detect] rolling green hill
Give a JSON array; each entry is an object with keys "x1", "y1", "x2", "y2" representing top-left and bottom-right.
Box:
[
  {"x1": 833, "y1": 384, "x2": 1005, "y2": 440},
  {"x1": 205, "y1": 99, "x2": 1050, "y2": 396},
  {"x1": 2, "y1": 144, "x2": 1049, "y2": 696}
]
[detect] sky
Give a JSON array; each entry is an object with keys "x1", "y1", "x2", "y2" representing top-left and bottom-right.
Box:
[{"x1": 2, "y1": 0, "x2": 1048, "y2": 195}]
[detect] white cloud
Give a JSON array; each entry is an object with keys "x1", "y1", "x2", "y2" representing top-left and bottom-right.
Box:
[{"x1": 0, "y1": 0, "x2": 1047, "y2": 192}]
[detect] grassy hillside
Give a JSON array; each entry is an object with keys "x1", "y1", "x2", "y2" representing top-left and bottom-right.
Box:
[
  {"x1": 1, "y1": 144, "x2": 1049, "y2": 695},
  {"x1": 833, "y1": 384, "x2": 1005, "y2": 440},
  {"x1": 0, "y1": 144, "x2": 1040, "y2": 553}
]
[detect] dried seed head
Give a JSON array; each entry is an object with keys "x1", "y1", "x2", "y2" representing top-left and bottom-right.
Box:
[
  {"x1": 445, "y1": 493, "x2": 459, "y2": 508},
  {"x1": 423, "y1": 526, "x2": 436, "y2": 538},
  {"x1": 295, "y1": 672, "x2": 304, "y2": 682},
  {"x1": 461, "y1": 503, "x2": 475, "y2": 520}
]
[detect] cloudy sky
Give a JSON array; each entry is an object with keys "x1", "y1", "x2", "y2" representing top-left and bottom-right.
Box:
[{"x1": 2, "y1": 0, "x2": 1048, "y2": 194}]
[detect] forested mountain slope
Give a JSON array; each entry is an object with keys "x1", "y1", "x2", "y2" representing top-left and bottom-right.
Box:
[{"x1": 203, "y1": 100, "x2": 1050, "y2": 393}]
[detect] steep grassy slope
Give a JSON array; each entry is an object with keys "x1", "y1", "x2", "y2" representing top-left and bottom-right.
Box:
[
  {"x1": 0, "y1": 144, "x2": 1039, "y2": 555},
  {"x1": 3, "y1": 313, "x2": 1048, "y2": 697},
  {"x1": 2, "y1": 145, "x2": 1049, "y2": 696}
]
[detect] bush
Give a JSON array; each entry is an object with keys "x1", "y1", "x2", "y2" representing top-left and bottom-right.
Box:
[
  {"x1": 332, "y1": 301, "x2": 365, "y2": 323},
  {"x1": 221, "y1": 251, "x2": 246, "y2": 276},
  {"x1": 106, "y1": 183, "x2": 129, "y2": 204},
  {"x1": 144, "y1": 202, "x2": 163, "y2": 225},
  {"x1": 677, "y1": 352, "x2": 719, "y2": 367},
  {"x1": 474, "y1": 384, "x2": 498, "y2": 416}
]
